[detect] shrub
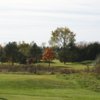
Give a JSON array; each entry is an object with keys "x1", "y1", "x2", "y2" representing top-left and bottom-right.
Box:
[{"x1": 94, "y1": 55, "x2": 100, "y2": 74}]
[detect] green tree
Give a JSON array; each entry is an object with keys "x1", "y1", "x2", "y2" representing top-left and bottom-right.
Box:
[
  {"x1": 94, "y1": 55, "x2": 100, "y2": 74},
  {"x1": 18, "y1": 42, "x2": 31, "y2": 64},
  {"x1": 87, "y1": 42, "x2": 100, "y2": 60},
  {"x1": 49, "y1": 27, "x2": 76, "y2": 64},
  {"x1": 49, "y1": 27, "x2": 75, "y2": 48},
  {"x1": 29, "y1": 43, "x2": 42, "y2": 63},
  {"x1": 18, "y1": 41, "x2": 30, "y2": 58},
  {"x1": 17, "y1": 51, "x2": 27, "y2": 64},
  {"x1": 4, "y1": 42, "x2": 19, "y2": 65},
  {"x1": 58, "y1": 47, "x2": 78, "y2": 62},
  {"x1": 0, "y1": 45, "x2": 6, "y2": 63}
]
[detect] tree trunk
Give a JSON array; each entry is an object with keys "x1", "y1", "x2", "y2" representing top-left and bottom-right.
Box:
[
  {"x1": 49, "y1": 60, "x2": 50, "y2": 67},
  {"x1": 64, "y1": 61, "x2": 66, "y2": 65},
  {"x1": 11, "y1": 60, "x2": 14, "y2": 66}
]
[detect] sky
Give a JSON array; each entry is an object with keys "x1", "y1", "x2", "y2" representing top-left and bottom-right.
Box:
[{"x1": 0, "y1": 0, "x2": 100, "y2": 45}]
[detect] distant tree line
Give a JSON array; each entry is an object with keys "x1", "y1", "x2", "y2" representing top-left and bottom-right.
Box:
[
  {"x1": 49, "y1": 27, "x2": 100, "y2": 63},
  {"x1": 0, "y1": 41, "x2": 42, "y2": 65},
  {"x1": 57, "y1": 42, "x2": 100, "y2": 63},
  {"x1": 0, "y1": 41, "x2": 100, "y2": 65},
  {"x1": 0, "y1": 27, "x2": 100, "y2": 65}
]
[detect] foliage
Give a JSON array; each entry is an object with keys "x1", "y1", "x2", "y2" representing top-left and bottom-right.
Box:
[
  {"x1": 18, "y1": 41, "x2": 30, "y2": 58},
  {"x1": 94, "y1": 55, "x2": 100, "y2": 74},
  {"x1": 42, "y1": 47, "x2": 55, "y2": 66},
  {"x1": 0, "y1": 45, "x2": 6, "y2": 62},
  {"x1": 58, "y1": 46, "x2": 79, "y2": 63},
  {"x1": 86, "y1": 42, "x2": 100, "y2": 60},
  {"x1": 49, "y1": 27, "x2": 75, "y2": 47},
  {"x1": 4, "y1": 42, "x2": 19, "y2": 65},
  {"x1": 77, "y1": 42, "x2": 100, "y2": 61},
  {"x1": 0, "y1": 31, "x2": 100, "y2": 64},
  {"x1": 49, "y1": 27, "x2": 76, "y2": 63},
  {"x1": 29, "y1": 43, "x2": 42, "y2": 63},
  {"x1": 17, "y1": 52, "x2": 27, "y2": 64}
]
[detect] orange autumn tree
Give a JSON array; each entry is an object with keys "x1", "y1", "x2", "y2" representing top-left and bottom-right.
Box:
[{"x1": 42, "y1": 47, "x2": 55, "y2": 66}]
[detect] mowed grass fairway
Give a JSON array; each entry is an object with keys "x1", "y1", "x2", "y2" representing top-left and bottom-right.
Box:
[{"x1": 0, "y1": 74, "x2": 100, "y2": 100}]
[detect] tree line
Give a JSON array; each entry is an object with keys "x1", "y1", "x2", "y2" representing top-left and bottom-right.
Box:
[{"x1": 0, "y1": 27, "x2": 100, "y2": 65}]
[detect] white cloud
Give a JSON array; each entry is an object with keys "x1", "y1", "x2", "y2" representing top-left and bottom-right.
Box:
[{"x1": 0, "y1": 0, "x2": 100, "y2": 44}]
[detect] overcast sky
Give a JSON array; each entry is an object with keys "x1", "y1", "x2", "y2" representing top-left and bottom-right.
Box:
[{"x1": 0, "y1": 0, "x2": 100, "y2": 45}]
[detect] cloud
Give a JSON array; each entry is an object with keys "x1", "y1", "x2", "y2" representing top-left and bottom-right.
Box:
[{"x1": 0, "y1": 0, "x2": 100, "y2": 44}]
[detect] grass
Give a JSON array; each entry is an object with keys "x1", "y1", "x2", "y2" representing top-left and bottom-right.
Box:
[
  {"x1": 0, "y1": 73, "x2": 100, "y2": 100},
  {"x1": 35, "y1": 59, "x2": 93, "y2": 70}
]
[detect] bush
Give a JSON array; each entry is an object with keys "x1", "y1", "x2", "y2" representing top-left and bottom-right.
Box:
[{"x1": 94, "y1": 55, "x2": 100, "y2": 74}]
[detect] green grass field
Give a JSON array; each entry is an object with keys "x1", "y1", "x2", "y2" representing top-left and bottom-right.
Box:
[{"x1": 0, "y1": 73, "x2": 100, "y2": 100}]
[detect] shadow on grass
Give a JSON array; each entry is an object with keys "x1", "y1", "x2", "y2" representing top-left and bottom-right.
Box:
[{"x1": 0, "y1": 98, "x2": 8, "y2": 100}]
